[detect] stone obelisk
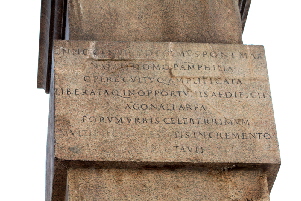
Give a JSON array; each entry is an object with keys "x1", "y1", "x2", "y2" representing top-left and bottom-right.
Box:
[{"x1": 38, "y1": 1, "x2": 280, "y2": 200}]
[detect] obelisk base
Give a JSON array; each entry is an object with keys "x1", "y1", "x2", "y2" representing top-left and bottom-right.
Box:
[{"x1": 65, "y1": 167, "x2": 270, "y2": 201}]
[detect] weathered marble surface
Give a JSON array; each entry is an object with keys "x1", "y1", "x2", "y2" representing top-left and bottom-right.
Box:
[
  {"x1": 47, "y1": 40, "x2": 280, "y2": 200},
  {"x1": 68, "y1": 0, "x2": 243, "y2": 44},
  {"x1": 66, "y1": 167, "x2": 270, "y2": 201},
  {"x1": 53, "y1": 40, "x2": 279, "y2": 165}
]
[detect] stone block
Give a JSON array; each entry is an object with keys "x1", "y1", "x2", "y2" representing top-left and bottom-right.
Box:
[
  {"x1": 53, "y1": 40, "x2": 279, "y2": 164},
  {"x1": 47, "y1": 40, "x2": 280, "y2": 200},
  {"x1": 68, "y1": 0, "x2": 243, "y2": 44},
  {"x1": 66, "y1": 167, "x2": 270, "y2": 201}
]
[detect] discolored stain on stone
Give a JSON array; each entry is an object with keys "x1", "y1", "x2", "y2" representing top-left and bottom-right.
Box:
[{"x1": 68, "y1": 146, "x2": 81, "y2": 154}]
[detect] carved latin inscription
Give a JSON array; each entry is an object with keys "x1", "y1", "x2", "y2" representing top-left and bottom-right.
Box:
[{"x1": 53, "y1": 41, "x2": 279, "y2": 164}]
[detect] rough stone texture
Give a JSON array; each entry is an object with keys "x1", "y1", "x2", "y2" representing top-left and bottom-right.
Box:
[
  {"x1": 47, "y1": 40, "x2": 280, "y2": 200},
  {"x1": 68, "y1": 0, "x2": 243, "y2": 44},
  {"x1": 53, "y1": 40, "x2": 279, "y2": 164},
  {"x1": 66, "y1": 167, "x2": 270, "y2": 201}
]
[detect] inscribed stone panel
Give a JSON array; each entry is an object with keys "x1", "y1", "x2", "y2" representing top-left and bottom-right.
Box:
[{"x1": 53, "y1": 41, "x2": 280, "y2": 165}]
